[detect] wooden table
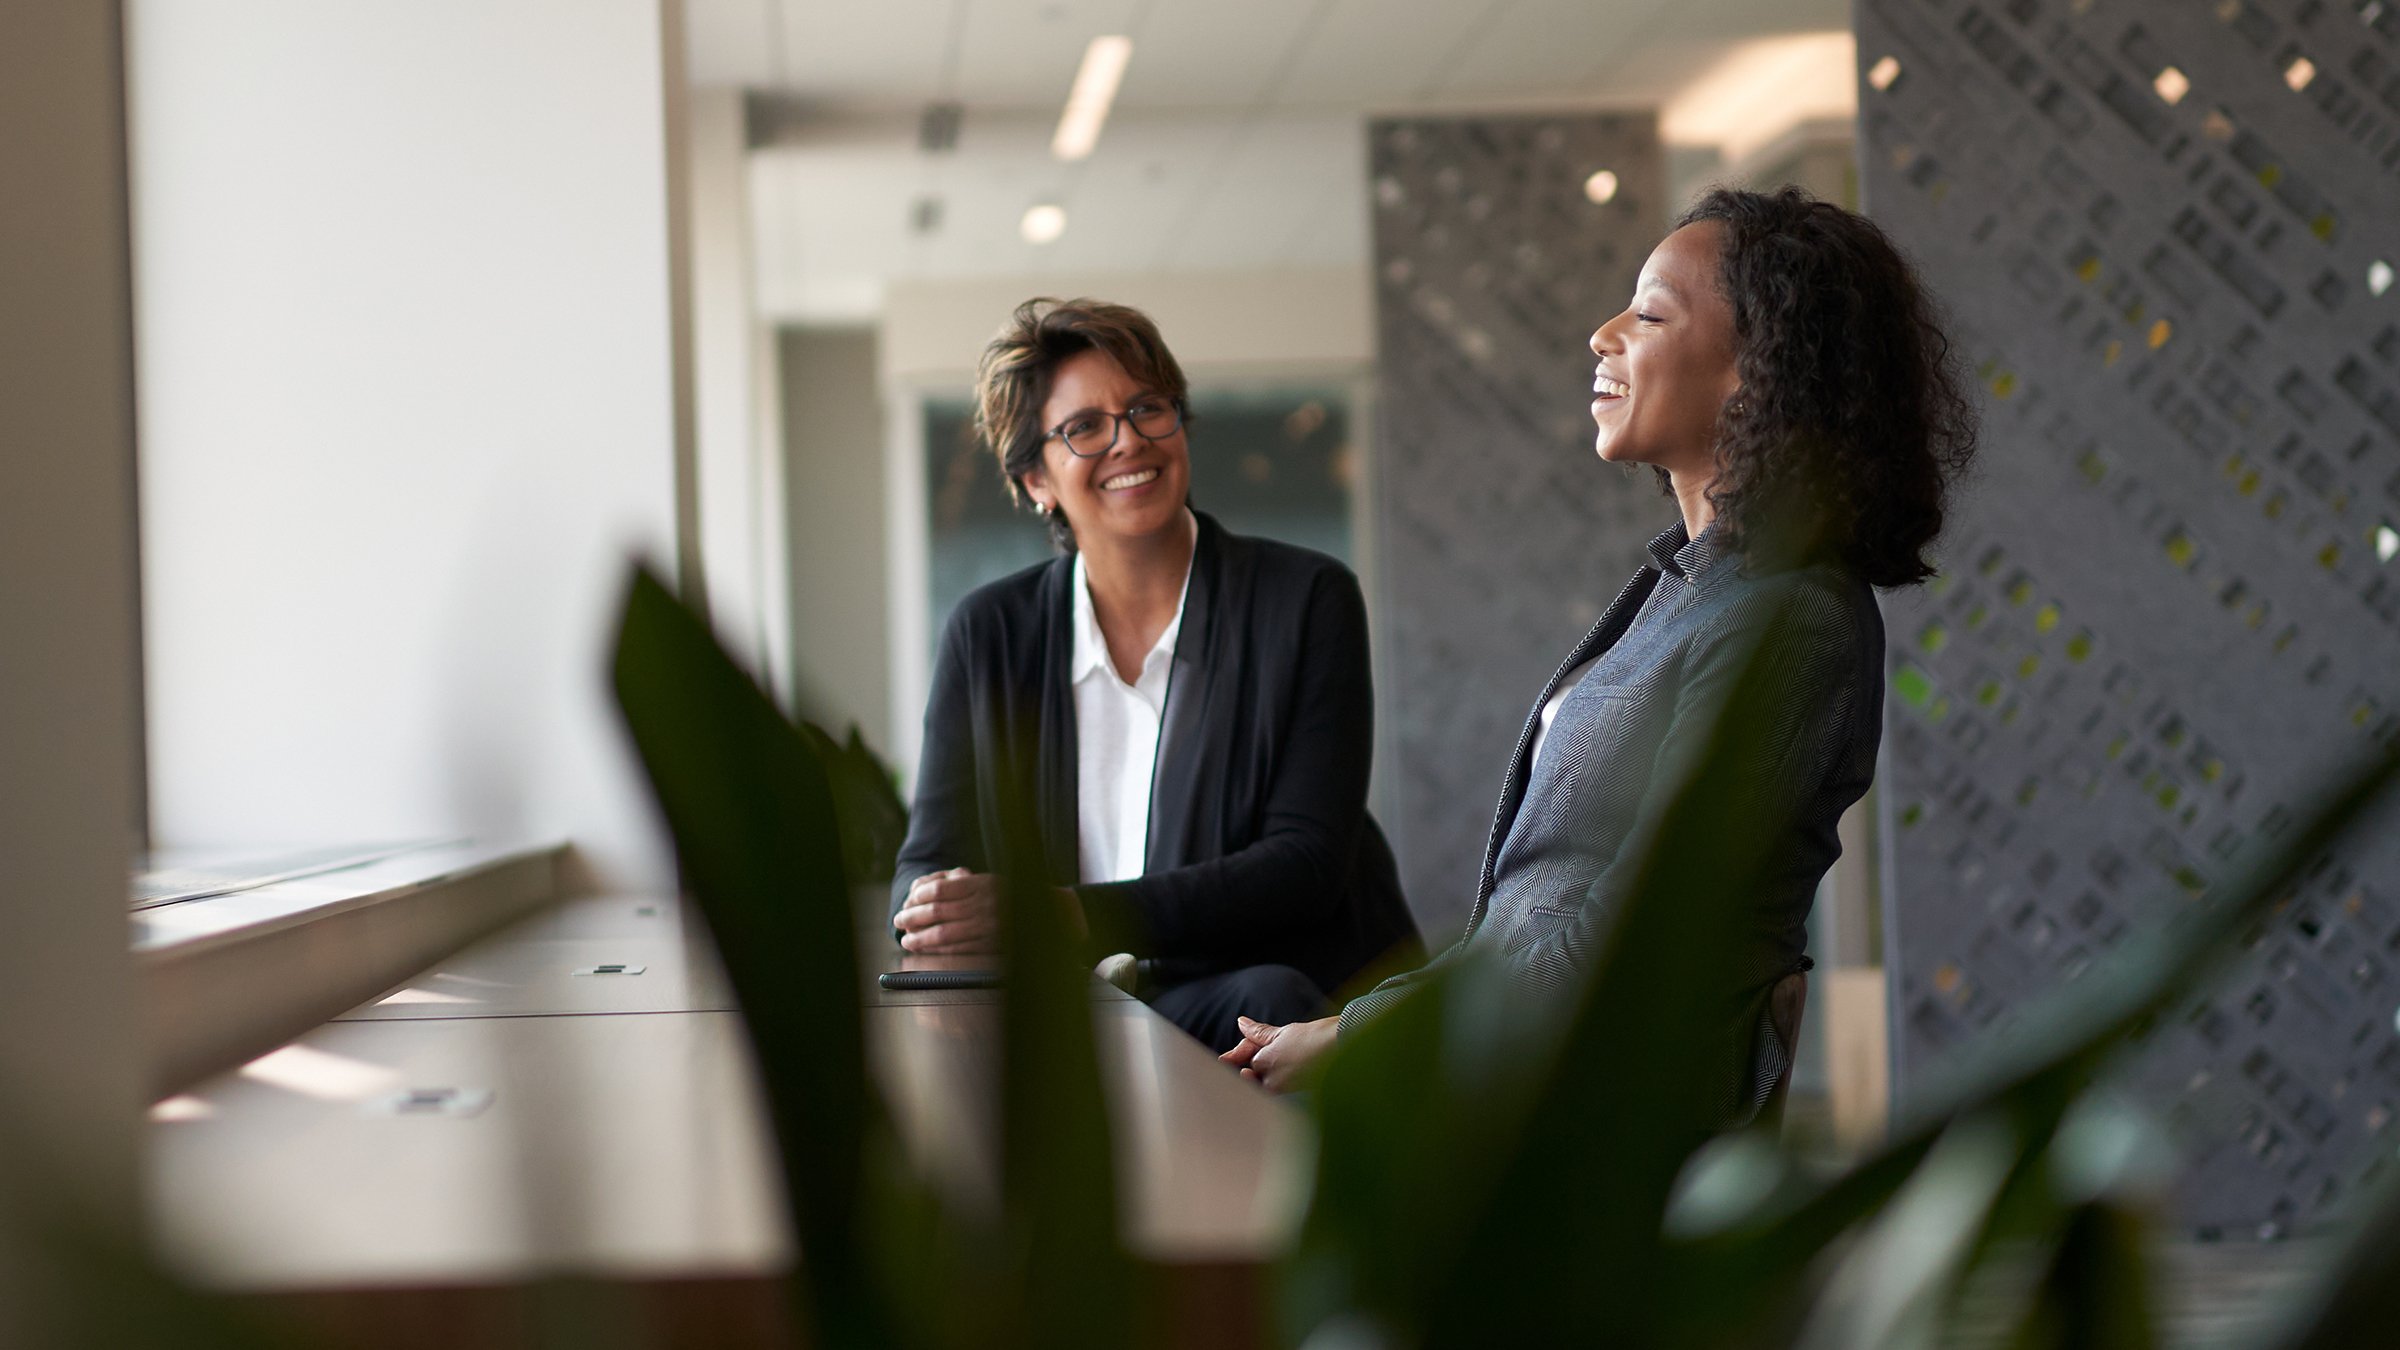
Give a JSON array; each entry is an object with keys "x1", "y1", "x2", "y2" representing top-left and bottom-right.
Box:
[{"x1": 147, "y1": 893, "x2": 1308, "y2": 1344}]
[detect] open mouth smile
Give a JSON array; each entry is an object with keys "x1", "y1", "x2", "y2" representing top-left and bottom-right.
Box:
[{"x1": 1100, "y1": 467, "x2": 1161, "y2": 490}]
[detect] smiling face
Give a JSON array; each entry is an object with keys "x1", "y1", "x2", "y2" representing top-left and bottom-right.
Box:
[
  {"x1": 1019, "y1": 347, "x2": 1191, "y2": 548},
  {"x1": 1588, "y1": 220, "x2": 1743, "y2": 483}
]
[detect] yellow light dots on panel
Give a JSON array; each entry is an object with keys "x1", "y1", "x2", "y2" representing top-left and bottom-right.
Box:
[
  {"x1": 2285, "y1": 56, "x2": 2317, "y2": 91},
  {"x1": 2155, "y1": 66, "x2": 2192, "y2": 104},
  {"x1": 1869, "y1": 55, "x2": 1903, "y2": 91}
]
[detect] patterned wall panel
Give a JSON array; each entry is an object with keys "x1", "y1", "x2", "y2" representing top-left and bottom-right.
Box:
[
  {"x1": 1859, "y1": 0, "x2": 2400, "y2": 1235},
  {"x1": 1367, "y1": 115, "x2": 1667, "y2": 939}
]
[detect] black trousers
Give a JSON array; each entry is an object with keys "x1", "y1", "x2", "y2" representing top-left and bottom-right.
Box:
[{"x1": 1144, "y1": 964, "x2": 1325, "y2": 1054}]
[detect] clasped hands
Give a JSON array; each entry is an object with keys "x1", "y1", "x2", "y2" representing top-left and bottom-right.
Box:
[
  {"x1": 1218, "y1": 1013, "x2": 1339, "y2": 1094},
  {"x1": 894, "y1": 867, "x2": 1085, "y2": 954}
]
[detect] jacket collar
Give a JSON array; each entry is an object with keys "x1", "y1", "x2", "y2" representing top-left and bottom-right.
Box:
[{"x1": 1645, "y1": 519, "x2": 1727, "y2": 582}]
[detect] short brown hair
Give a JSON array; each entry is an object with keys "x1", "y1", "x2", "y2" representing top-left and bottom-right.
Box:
[{"x1": 974, "y1": 297, "x2": 1190, "y2": 550}]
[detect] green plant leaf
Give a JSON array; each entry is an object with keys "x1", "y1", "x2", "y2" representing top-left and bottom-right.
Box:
[
  {"x1": 1417, "y1": 623, "x2": 1857, "y2": 1349},
  {"x1": 1790, "y1": 1110, "x2": 2024, "y2": 1350},
  {"x1": 1658, "y1": 749, "x2": 2398, "y2": 1346},
  {"x1": 1289, "y1": 617, "x2": 1843, "y2": 1348},
  {"x1": 2255, "y1": 1165, "x2": 2400, "y2": 1350},
  {"x1": 992, "y1": 813, "x2": 1145, "y2": 1350},
  {"x1": 610, "y1": 564, "x2": 916, "y2": 1348},
  {"x1": 1281, "y1": 955, "x2": 1551, "y2": 1348},
  {"x1": 1992, "y1": 1196, "x2": 2158, "y2": 1350}
]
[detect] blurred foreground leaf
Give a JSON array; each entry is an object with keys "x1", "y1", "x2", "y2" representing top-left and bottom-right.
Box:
[
  {"x1": 992, "y1": 803, "x2": 1145, "y2": 1350},
  {"x1": 1658, "y1": 746, "x2": 2397, "y2": 1345},
  {"x1": 611, "y1": 564, "x2": 917, "y2": 1348},
  {"x1": 1289, "y1": 617, "x2": 1839, "y2": 1347},
  {"x1": 2260, "y1": 1166, "x2": 2400, "y2": 1350}
]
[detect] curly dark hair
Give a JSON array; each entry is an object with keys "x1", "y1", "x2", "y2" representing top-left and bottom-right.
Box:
[{"x1": 1675, "y1": 186, "x2": 1977, "y2": 587}]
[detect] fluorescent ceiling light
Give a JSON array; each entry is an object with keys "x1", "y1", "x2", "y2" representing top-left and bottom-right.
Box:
[
  {"x1": 1053, "y1": 35, "x2": 1133, "y2": 161},
  {"x1": 1661, "y1": 32, "x2": 1858, "y2": 166},
  {"x1": 1021, "y1": 203, "x2": 1068, "y2": 245}
]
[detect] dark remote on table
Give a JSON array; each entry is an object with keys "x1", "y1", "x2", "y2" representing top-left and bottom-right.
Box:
[{"x1": 877, "y1": 969, "x2": 1004, "y2": 991}]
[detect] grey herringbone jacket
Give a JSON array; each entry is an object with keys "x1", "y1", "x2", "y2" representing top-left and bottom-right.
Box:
[{"x1": 1341, "y1": 522, "x2": 1883, "y2": 1122}]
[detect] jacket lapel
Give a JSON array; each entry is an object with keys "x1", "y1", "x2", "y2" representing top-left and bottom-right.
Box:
[
  {"x1": 1145, "y1": 514, "x2": 1220, "y2": 873},
  {"x1": 1036, "y1": 555, "x2": 1081, "y2": 885},
  {"x1": 1461, "y1": 561, "x2": 1662, "y2": 940}
]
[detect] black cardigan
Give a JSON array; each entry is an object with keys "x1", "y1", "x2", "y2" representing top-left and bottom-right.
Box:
[{"x1": 890, "y1": 512, "x2": 1422, "y2": 995}]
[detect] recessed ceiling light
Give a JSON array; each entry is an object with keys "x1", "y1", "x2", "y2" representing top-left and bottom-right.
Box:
[
  {"x1": 2370, "y1": 260, "x2": 2393, "y2": 296},
  {"x1": 1583, "y1": 170, "x2": 1620, "y2": 204},
  {"x1": 2377, "y1": 522, "x2": 2400, "y2": 563},
  {"x1": 2286, "y1": 55, "x2": 2317, "y2": 91},
  {"x1": 1867, "y1": 55, "x2": 1902, "y2": 91},
  {"x1": 1021, "y1": 203, "x2": 1067, "y2": 245},
  {"x1": 1052, "y1": 36, "x2": 1133, "y2": 161},
  {"x1": 2154, "y1": 66, "x2": 2191, "y2": 104}
]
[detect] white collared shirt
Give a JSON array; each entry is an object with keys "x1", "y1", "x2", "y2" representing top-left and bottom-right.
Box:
[{"x1": 1069, "y1": 549, "x2": 1192, "y2": 885}]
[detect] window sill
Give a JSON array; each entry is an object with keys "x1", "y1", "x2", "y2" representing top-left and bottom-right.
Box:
[{"x1": 137, "y1": 839, "x2": 565, "y2": 1096}]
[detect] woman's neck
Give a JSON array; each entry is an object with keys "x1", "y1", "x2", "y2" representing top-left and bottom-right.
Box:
[
  {"x1": 1668, "y1": 469, "x2": 1716, "y2": 543},
  {"x1": 1081, "y1": 508, "x2": 1197, "y2": 680}
]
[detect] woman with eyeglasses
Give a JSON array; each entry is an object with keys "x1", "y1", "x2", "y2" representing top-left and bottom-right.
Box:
[{"x1": 890, "y1": 297, "x2": 1422, "y2": 1052}]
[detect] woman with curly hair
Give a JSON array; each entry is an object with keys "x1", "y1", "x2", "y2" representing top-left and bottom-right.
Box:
[{"x1": 1224, "y1": 187, "x2": 1976, "y2": 1115}]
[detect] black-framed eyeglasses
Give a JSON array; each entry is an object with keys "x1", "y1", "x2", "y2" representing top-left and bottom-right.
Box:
[{"x1": 1044, "y1": 397, "x2": 1184, "y2": 458}]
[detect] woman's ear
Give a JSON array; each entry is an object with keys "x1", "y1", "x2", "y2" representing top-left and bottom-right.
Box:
[{"x1": 1019, "y1": 464, "x2": 1053, "y2": 513}]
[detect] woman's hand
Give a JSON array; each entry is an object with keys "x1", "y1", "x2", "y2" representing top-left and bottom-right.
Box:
[
  {"x1": 895, "y1": 868, "x2": 1000, "y2": 953},
  {"x1": 1219, "y1": 1014, "x2": 1339, "y2": 1093},
  {"x1": 894, "y1": 869, "x2": 1088, "y2": 954}
]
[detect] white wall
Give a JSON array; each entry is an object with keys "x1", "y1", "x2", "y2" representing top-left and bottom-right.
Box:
[
  {"x1": 688, "y1": 87, "x2": 792, "y2": 699},
  {"x1": 128, "y1": 0, "x2": 684, "y2": 891},
  {"x1": 0, "y1": 0, "x2": 147, "y2": 1325}
]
